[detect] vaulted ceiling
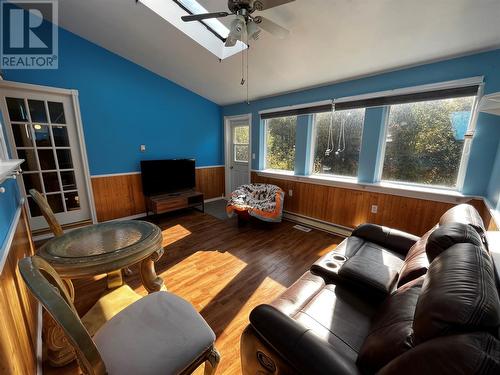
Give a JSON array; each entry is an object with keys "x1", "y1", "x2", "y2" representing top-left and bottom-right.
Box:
[{"x1": 57, "y1": 0, "x2": 500, "y2": 105}]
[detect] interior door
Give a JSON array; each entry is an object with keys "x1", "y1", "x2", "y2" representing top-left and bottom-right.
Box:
[
  {"x1": 229, "y1": 121, "x2": 250, "y2": 191},
  {"x1": 0, "y1": 86, "x2": 92, "y2": 231}
]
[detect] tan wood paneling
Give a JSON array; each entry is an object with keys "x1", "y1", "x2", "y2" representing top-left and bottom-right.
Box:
[
  {"x1": 91, "y1": 167, "x2": 225, "y2": 222},
  {"x1": 252, "y1": 172, "x2": 497, "y2": 236},
  {"x1": 0, "y1": 207, "x2": 38, "y2": 375},
  {"x1": 195, "y1": 167, "x2": 225, "y2": 200},
  {"x1": 91, "y1": 173, "x2": 146, "y2": 222}
]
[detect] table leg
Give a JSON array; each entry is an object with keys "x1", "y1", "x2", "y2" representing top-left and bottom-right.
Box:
[
  {"x1": 107, "y1": 270, "x2": 124, "y2": 289},
  {"x1": 140, "y1": 247, "x2": 165, "y2": 293}
]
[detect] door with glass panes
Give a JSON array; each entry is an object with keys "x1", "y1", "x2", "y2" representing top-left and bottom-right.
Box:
[{"x1": 0, "y1": 85, "x2": 92, "y2": 231}]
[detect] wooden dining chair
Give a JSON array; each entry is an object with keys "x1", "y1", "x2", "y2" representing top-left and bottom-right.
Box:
[{"x1": 19, "y1": 255, "x2": 221, "y2": 375}]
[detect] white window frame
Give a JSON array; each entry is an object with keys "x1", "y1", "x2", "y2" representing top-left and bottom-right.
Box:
[
  {"x1": 263, "y1": 117, "x2": 297, "y2": 173},
  {"x1": 377, "y1": 90, "x2": 482, "y2": 191},
  {"x1": 0, "y1": 123, "x2": 8, "y2": 160}
]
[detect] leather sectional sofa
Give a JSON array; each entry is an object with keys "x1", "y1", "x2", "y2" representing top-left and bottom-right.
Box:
[{"x1": 241, "y1": 204, "x2": 500, "y2": 374}]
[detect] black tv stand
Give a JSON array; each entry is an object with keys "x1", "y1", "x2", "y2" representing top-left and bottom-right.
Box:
[{"x1": 146, "y1": 190, "x2": 204, "y2": 216}]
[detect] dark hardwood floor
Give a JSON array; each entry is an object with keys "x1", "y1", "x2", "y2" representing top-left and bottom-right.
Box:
[{"x1": 44, "y1": 210, "x2": 343, "y2": 375}]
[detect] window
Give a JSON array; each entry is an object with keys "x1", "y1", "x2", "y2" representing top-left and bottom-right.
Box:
[
  {"x1": 174, "y1": 0, "x2": 229, "y2": 40},
  {"x1": 382, "y1": 96, "x2": 476, "y2": 188},
  {"x1": 139, "y1": 0, "x2": 245, "y2": 60},
  {"x1": 233, "y1": 125, "x2": 249, "y2": 163},
  {"x1": 313, "y1": 108, "x2": 365, "y2": 177},
  {"x1": 265, "y1": 116, "x2": 297, "y2": 171}
]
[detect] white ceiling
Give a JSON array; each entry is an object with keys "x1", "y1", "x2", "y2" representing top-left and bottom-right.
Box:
[{"x1": 56, "y1": 0, "x2": 500, "y2": 105}]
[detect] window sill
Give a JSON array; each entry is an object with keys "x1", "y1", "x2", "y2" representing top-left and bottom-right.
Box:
[
  {"x1": 254, "y1": 169, "x2": 479, "y2": 204},
  {"x1": 0, "y1": 159, "x2": 23, "y2": 186}
]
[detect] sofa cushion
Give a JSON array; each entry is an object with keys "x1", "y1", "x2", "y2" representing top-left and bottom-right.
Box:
[
  {"x1": 378, "y1": 332, "x2": 500, "y2": 375},
  {"x1": 439, "y1": 204, "x2": 487, "y2": 243},
  {"x1": 426, "y1": 222, "x2": 484, "y2": 262},
  {"x1": 397, "y1": 229, "x2": 434, "y2": 287},
  {"x1": 351, "y1": 224, "x2": 419, "y2": 256},
  {"x1": 270, "y1": 271, "x2": 326, "y2": 317},
  {"x1": 337, "y1": 242, "x2": 404, "y2": 296},
  {"x1": 357, "y1": 276, "x2": 423, "y2": 373},
  {"x1": 413, "y1": 243, "x2": 500, "y2": 344}
]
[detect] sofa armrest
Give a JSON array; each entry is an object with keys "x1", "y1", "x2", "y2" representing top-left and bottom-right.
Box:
[
  {"x1": 249, "y1": 304, "x2": 361, "y2": 375},
  {"x1": 352, "y1": 224, "x2": 419, "y2": 256}
]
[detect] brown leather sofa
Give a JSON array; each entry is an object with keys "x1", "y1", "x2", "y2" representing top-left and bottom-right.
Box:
[{"x1": 241, "y1": 204, "x2": 500, "y2": 374}]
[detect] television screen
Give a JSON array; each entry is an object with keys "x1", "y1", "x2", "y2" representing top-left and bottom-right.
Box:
[{"x1": 140, "y1": 159, "x2": 195, "y2": 196}]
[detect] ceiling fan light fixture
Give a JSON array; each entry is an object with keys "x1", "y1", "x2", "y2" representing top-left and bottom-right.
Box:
[{"x1": 247, "y1": 21, "x2": 261, "y2": 40}]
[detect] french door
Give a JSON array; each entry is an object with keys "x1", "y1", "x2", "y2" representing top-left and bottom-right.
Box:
[{"x1": 0, "y1": 83, "x2": 93, "y2": 231}]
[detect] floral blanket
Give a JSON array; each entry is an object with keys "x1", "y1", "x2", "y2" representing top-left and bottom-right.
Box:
[{"x1": 226, "y1": 183, "x2": 285, "y2": 222}]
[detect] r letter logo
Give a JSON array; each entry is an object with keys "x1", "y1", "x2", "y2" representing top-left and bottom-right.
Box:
[{"x1": 1, "y1": 0, "x2": 58, "y2": 69}]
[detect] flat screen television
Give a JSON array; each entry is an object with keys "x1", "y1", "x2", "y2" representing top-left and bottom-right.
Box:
[{"x1": 140, "y1": 159, "x2": 196, "y2": 196}]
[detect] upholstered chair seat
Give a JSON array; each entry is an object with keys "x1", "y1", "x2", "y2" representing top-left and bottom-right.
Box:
[{"x1": 93, "y1": 291, "x2": 216, "y2": 375}]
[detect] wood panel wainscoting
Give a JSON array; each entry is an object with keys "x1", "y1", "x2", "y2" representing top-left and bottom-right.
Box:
[
  {"x1": 252, "y1": 172, "x2": 498, "y2": 236},
  {"x1": 91, "y1": 166, "x2": 225, "y2": 222},
  {"x1": 0, "y1": 206, "x2": 39, "y2": 375}
]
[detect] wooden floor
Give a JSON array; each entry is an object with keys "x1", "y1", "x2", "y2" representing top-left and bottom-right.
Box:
[{"x1": 44, "y1": 210, "x2": 343, "y2": 375}]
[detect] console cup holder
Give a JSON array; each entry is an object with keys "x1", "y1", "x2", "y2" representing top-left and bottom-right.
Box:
[
  {"x1": 325, "y1": 261, "x2": 339, "y2": 269},
  {"x1": 332, "y1": 254, "x2": 347, "y2": 262}
]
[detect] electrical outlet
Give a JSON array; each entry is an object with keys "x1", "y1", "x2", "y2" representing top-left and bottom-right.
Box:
[
  {"x1": 289, "y1": 189, "x2": 293, "y2": 197},
  {"x1": 371, "y1": 205, "x2": 378, "y2": 214},
  {"x1": 140, "y1": 144, "x2": 146, "y2": 152}
]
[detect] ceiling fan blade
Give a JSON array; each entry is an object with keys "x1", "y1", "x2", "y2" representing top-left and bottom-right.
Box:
[
  {"x1": 254, "y1": 16, "x2": 289, "y2": 39},
  {"x1": 181, "y1": 12, "x2": 229, "y2": 22},
  {"x1": 252, "y1": 0, "x2": 295, "y2": 11}
]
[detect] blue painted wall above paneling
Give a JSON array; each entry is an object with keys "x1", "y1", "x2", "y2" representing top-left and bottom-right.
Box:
[
  {"x1": 3, "y1": 26, "x2": 223, "y2": 175},
  {"x1": 222, "y1": 49, "x2": 500, "y2": 197}
]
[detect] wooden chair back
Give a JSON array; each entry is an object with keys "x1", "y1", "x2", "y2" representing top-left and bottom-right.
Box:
[
  {"x1": 18, "y1": 256, "x2": 106, "y2": 375},
  {"x1": 29, "y1": 189, "x2": 64, "y2": 236}
]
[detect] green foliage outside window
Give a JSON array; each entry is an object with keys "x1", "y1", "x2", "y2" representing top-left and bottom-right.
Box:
[
  {"x1": 382, "y1": 97, "x2": 474, "y2": 188},
  {"x1": 266, "y1": 116, "x2": 296, "y2": 171}
]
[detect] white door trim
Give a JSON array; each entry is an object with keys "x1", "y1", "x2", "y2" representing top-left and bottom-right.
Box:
[
  {"x1": 224, "y1": 113, "x2": 252, "y2": 197},
  {"x1": 0, "y1": 80, "x2": 97, "y2": 226},
  {"x1": 71, "y1": 90, "x2": 97, "y2": 224}
]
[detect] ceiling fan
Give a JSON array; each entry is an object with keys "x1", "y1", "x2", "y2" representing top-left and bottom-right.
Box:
[{"x1": 181, "y1": 0, "x2": 295, "y2": 47}]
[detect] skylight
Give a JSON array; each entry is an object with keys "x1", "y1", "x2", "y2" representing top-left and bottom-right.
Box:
[
  {"x1": 139, "y1": 0, "x2": 247, "y2": 60},
  {"x1": 175, "y1": 0, "x2": 229, "y2": 39}
]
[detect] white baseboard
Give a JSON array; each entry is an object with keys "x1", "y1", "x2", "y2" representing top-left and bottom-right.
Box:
[{"x1": 283, "y1": 211, "x2": 352, "y2": 237}]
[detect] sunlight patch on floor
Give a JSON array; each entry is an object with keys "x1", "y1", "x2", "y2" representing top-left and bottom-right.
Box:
[{"x1": 161, "y1": 224, "x2": 192, "y2": 247}]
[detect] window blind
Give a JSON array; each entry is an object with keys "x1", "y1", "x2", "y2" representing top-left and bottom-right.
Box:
[{"x1": 260, "y1": 85, "x2": 480, "y2": 119}]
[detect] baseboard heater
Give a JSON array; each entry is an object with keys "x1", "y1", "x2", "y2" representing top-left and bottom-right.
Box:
[{"x1": 283, "y1": 211, "x2": 353, "y2": 237}]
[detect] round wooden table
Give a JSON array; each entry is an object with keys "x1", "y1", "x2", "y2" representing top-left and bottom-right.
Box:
[
  {"x1": 37, "y1": 220, "x2": 165, "y2": 366},
  {"x1": 37, "y1": 220, "x2": 165, "y2": 293}
]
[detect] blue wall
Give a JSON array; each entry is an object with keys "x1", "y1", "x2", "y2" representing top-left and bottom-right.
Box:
[
  {"x1": 222, "y1": 49, "x2": 500, "y2": 197},
  {"x1": 3, "y1": 27, "x2": 223, "y2": 175}
]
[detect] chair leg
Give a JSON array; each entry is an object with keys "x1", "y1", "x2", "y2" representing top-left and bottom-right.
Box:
[{"x1": 204, "y1": 346, "x2": 221, "y2": 375}]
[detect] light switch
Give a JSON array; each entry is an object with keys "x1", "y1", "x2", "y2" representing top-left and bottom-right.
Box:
[
  {"x1": 289, "y1": 189, "x2": 293, "y2": 197},
  {"x1": 252, "y1": 153, "x2": 256, "y2": 160},
  {"x1": 140, "y1": 144, "x2": 146, "y2": 152}
]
